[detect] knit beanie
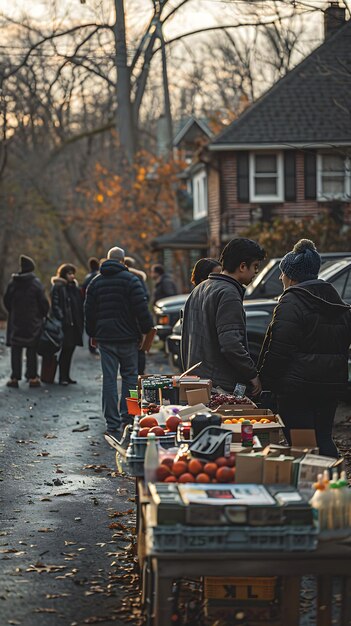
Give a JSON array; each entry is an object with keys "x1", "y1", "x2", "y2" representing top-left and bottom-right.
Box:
[
  {"x1": 19, "y1": 254, "x2": 35, "y2": 274},
  {"x1": 279, "y1": 239, "x2": 321, "y2": 283}
]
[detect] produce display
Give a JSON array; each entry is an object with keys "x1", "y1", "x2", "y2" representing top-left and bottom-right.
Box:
[
  {"x1": 137, "y1": 414, "x2": 181, "y2": 437},
  {"x1": 208, "y1": 393, "x2": 255, "y2": 409},
  {"x1": 223, "y1": 417, "x2": 273, "y2": 424},
  {"x1": 155, "y1": 453, "x2": 236, "y2": 484}
]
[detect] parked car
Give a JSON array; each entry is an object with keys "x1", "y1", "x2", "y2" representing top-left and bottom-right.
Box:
[
  {"x1": 166, "y1": 257, "x2": 351, "y2": 373},
  {"x1": 154, "y1": 294, "x2": 189, "y2": 341},
  {"x1": 245, "y1": 251, "x2": 351, "y2": 300},
  {"x1": 155, "y1": 252, "x2": 351, "y2": 343}
]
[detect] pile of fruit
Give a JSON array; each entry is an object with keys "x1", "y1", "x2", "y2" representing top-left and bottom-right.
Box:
[
  {"x1": 137, "y1": 414, "x2": 181, "y2": 437},
  {"x1": 155, "y1": 454, "x2": 236, "y2": 484},
  {"x1": 223, "y1": 417, "x2": 272, "y2": 425},
  {"x1": 208, "y1": 393, "x2": 254, "y2": 409}
]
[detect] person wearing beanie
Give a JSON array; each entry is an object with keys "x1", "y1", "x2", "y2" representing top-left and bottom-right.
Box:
[
  {"x1": 19, "y1": 255, "x2": 35, "y2": 274},
  {"x1": 3, "y1": 255, "x2": 49, "y2": 388},
  {"x1": 259, "y1": 239, "x2": 351, "y2": 457},
  {"x1": 51, "y1": 263, "x2": 84, "y2": 385}
]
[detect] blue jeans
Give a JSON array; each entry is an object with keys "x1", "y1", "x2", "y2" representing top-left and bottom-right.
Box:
[
  {"x1": 277, "y1": 396, "x2": 339, "y2": 458},
  {"x1": 98, "y1": 341, "x2": 138, "y2": 433}
]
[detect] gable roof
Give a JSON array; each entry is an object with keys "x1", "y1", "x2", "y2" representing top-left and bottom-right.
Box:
[
  {"x1": 173, "y1": 116, "x2": 212, "y2": 147},
  {"x1": 211, "y1": 19, "x2": 351, "y2": 148},
  {"x1": 151, "y1": 217, "x2": 208, "y2": 250}
]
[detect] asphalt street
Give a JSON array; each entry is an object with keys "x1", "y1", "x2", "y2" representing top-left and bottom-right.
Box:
[{"x1": 0, "y1": 332, "x2": 151, "y2": 626}]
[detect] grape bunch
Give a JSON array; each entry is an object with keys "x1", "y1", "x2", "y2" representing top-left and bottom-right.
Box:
[{"x1": 208, "y1": 393, "x2": 253, "y2": 409}]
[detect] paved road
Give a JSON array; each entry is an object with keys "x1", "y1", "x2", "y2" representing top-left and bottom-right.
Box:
[{"x1": 0, "y1": 335, "x2": 151, "y2": 626}]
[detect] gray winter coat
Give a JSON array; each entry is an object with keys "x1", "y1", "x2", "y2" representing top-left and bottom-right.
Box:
[{"x1": 181, "y1": 273, "x2": 257, "y2": 391}]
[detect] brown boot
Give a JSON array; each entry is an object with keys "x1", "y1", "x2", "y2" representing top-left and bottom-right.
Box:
[
  {"x1": 6, "y1": 378, "x2": 19, "y2": 388},
  {"x1": 29, "y1": 377, "x2": 41, "y2": 388}
]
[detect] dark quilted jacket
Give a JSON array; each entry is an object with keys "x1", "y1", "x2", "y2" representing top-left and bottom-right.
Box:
[
  {"x1": 259, "y1": 280, "x2": 351, "y2": 398},
  {"x1": 84, "y1": 260, "x2": 153, "y2": 342},
  {"x1": 4, "y1": 272, "x2": 49, "y2": 347},
  {"x1": 181, "y1": 273, "x2": 257, "y2": 391}
]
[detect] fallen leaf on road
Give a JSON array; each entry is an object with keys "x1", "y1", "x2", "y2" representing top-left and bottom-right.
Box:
[
  {"x1": 8, "y1": 620, "x2": 21, "y2": 625},
  {"x1": 46, "y1": 593, "x2": 71, "y2": 599},
  {"x1": 54, "y1": 492, "x2": 73, "y2": 497},
  {"x1": 38, "y1": 528, "x2": 54, "y2": 533},
  {"x1": 40, "y1": 498, "x2": 52, "y2": 502},
  {"x1": 34, "y1": 608, "x2": 57, "y2": 613},
  {"x1": 64, "y1": 541, "x2": 76, "y2": 546},
  {"x1": 72, "y1": 425, "x2": 90, "y2": 432},
  {"x1": 37, "y1": 452, "x2": 50, "y2": 457},
  {"x1": 26, "y1": 562, "x2": 66, "y2": 573},
  {"x1": 44, "y1": 434, "x2": 57, "y2": 439}
]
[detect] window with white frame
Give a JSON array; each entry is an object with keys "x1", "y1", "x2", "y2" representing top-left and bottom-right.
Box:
[
  {"x1": 193, "y1": 169, "x2": 208, "y2": 219},
  {"x1": 317, "y1": 153, "x2": 350, "y2": 201},
  {"x1": 249, "y1": 152, "x2": 283, "y2": 202}
]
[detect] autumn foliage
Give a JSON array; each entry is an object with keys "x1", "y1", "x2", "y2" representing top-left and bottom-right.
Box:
[
  {"x1": 73, "y1": 152, "x2": 185, "y2": 269},
  {"x1": 240, "y1": 213, "x2": 350, "y2": 258}
]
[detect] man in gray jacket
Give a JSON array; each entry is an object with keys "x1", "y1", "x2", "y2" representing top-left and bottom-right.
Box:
[{"x1": 181, "y1": 238, "x2": 265, "y2": 396}]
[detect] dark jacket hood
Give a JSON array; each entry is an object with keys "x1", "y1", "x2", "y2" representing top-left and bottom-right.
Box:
[
  {"x1": 12, "y1": 271, "x2": 36, "y2": 282},
  {"x1": 100, "y1": 259, "x2": 127, "y2": 277},
  {"x1": 286, "y1": 279, "x2": 350, "y2": 317}
]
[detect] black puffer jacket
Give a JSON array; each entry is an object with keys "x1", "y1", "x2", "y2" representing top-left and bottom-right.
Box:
[
  {"x1": 259, "y1": 280, "x2": 351, "y2": 398},
  {"x1": 84, "y1": 260, "x2": 153, "y2": 342},
  {"x1": 51, "y1": 277, "x2": 84, "y2": 346},
  {"x1": 181, "y1": 273, "x2": 257, "y2": 391},
  {"x1": 4, "y1": 272, "x2": 49, "y2": 347}
]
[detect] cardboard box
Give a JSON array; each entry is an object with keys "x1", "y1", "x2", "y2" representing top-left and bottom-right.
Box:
[
  {"x1": 186, "y1": 387, "x2": 211, "y2": 405},
  {"x1": 235, "y1": 453, "x2": 264, "y2": 483},
  {"x1": 297, "y1": 454, "x2": 344, "y2": 489},
  {"x1": 219, "y1": 410, "x2": 285, "y2": 446},
  {"x1": 289, "y1": 429, "x2": 319, "y2": 457},
  {"x1": 179, "y1": 379, "x2": 212, "y2": 403},
  {"x1": 262, "y1": 456, "x2": 294, "y2": 484}
]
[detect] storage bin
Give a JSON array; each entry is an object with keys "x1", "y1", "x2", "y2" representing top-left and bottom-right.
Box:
[
  {"x1": 129, "y1": 432, "x2": 176, "y2": 458},
  {"x1": 126, "y1": 397, "x2": 141, "y2": 416},
  {"x1": 146, "y1": 524, "x2": 318, "y2": 553}
]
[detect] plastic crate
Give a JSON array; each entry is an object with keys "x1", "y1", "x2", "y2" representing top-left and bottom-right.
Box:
[
  {"x1": 204, "y1": 576, "x2": 277, "y2": 601},
  {"x1": 125, "y1": 452, "x2": 145, "y2": 477},
  {"x1": 129, "y1": 433, "x2": 176, "y2": 458},
  {"x1": 147, "y1": 524, "x2": 318, "y2": 553}
]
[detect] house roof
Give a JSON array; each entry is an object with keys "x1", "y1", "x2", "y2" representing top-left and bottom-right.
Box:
[
  {"x1": 211, "y1": 19, "x2": 351, "y2": 148},
  {"x1": 151, "y1": 217, "x2": 208, "y2": 250},
  {"x1": 173, "y1": 117, "x2": 212, "y2": 147}
]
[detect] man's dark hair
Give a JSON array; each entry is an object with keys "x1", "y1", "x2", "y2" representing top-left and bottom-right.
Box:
[
  {"x1": 152, "y1": 264, "x2": 164, "y2": 276},
  {"x1": 219, "y1": 238, "x2": 265, "y2": 272},
  {"x1": 88, "y1": 257, "x2": 100, "y2": 272}
]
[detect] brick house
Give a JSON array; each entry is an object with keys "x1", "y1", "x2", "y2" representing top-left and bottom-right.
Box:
[{"x1": 203, "y1": 5, "x2": 351, "y2": 256}]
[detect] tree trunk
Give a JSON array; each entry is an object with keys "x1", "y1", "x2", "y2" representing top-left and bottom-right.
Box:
[{"x1": 113, "y1": 0, "x2": 135, "y2": 164}]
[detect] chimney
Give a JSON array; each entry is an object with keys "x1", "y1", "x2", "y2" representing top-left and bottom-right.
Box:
[{"x1": 324, "y1": 2, "x2": 346, "y2": 40}]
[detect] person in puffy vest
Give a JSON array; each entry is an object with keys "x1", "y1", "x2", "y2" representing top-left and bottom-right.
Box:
[
  {"x1": 259, "y1": 239, "x2": 351, "y2": 457},
  {"x1": 4, "y1": 255, "x2": 49, "y2": 388}
]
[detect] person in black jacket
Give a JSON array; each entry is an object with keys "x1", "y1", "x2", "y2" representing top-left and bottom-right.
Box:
[
  {"x1": 259, "y1": 239, "x2": 351, "y2": 457},
  {"x1": 81, "y1": 257, "x2": 100, "y2": 354},
  {"x1": 4, "y1": 255, "x2": 49, "y2": 388},
  {"x1": 84, "y1": 246, "x2": 154, "y2": 436},
  {"x1": 151, "y1": 263, "x2": 177, "y2": 305},
  {"x1": 51, "y1": 263, "x2": 84, "y2": 385},
  {"x1": 181, "y1": 239, "x2": 265, "y2": 395}
]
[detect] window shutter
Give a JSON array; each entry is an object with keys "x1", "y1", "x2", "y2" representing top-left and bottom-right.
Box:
[
  {"x1": 304, "y1": 151, "x2": 317, "y2": 200},
  {"x1": 237, "y1": 152, "x2": 249, "y2": 202},
  {"x1": 284, "y1": 151, "x2": 296, "y2": 201}
]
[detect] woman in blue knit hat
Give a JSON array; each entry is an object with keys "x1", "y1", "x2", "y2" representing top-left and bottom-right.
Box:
[{"x1": 258, "y1": 239, "x2": 351, "y2": 457}]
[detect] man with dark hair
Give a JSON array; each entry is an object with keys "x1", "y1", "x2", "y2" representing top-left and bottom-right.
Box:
[
  {"x1": 81, "y1": 257, "x2": 100, "y2": 354},
  {"x1": 151, "y1": 263, "x2": 177, "y2": 305},
  {"x1": 181, "y1": 238, "x2": 265, "y2": 396},
  {"x1": 85, "y1": 246, "x2": 153, "y2": 436}
]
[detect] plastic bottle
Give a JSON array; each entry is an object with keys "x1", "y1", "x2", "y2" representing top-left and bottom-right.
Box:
[
  {"x1": 310, "y1": 473, "x2": 327, "y2": 530},
  {"x1": 144, "y1": 433, "x2": 159, "y2": 490},
  {"x1": 337, "y1": 470, "x2": 351, "y2": 528}
]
